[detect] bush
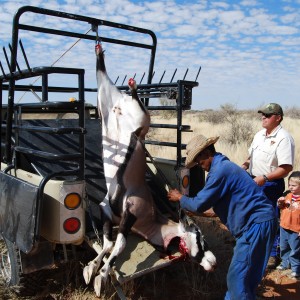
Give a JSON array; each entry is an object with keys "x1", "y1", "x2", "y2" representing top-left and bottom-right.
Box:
[
  {"x1": 283, "y1": 106, "x2": 300, "y2": 119},
  {"x1": 201, "y1": 109, "x2": 226, "y2": 124},
  {"x1": 200, "y1": 104, "x2": 254, "y2": 145},
  {"x1": 220, "y1": 104, "x2": 254, "y2": 145},
  {"x1": 159, "y1": 98, "x2": 177, "y2": 119}
]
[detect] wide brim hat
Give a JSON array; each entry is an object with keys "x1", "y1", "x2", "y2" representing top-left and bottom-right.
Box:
[{"x1": 185, "y1": 135, "x2": 219, "y2": 169}]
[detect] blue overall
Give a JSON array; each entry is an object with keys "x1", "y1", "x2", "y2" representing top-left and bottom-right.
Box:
[
  {"x1": 180, "y1": 153, "x2": 277, "y2": 300},
  {"x1": 224, "y1": 220, "x2": 277, "y2": 300}
]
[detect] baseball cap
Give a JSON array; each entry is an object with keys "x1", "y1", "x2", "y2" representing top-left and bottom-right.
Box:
[{"x1": 258, "y1": 103, "x2": 283, "y2": 116}]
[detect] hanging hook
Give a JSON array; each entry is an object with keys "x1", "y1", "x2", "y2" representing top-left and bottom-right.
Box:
[{"x1": 91, "y1": 24, "x2": 100, "y2": 45}]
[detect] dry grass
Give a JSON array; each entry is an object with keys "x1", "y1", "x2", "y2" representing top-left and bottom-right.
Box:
[{"x1": 147, "y1": 109, "x2": 300, "y2": 172}]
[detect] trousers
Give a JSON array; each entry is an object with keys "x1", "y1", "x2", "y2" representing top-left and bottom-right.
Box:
[
  {"x1": 224, "y1": 219, "x2": 277, "y2": 300},
  {"x1": 280, "y1": 227, "x2": 300, "y2": 274},
  {"x1": 262, "y1": 179, "x2": 284, "y2": 257}
]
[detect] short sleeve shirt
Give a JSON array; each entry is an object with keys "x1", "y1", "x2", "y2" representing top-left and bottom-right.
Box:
[{"x1": 248, "y1": 125, "x2": 295, "y2": 177}]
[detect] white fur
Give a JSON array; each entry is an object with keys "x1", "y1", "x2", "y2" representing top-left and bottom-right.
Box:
[
  {"x1": 200, "y1": 250, "x2": 217, "y2": 272},
  {"x1": 83, "y1": 235, "x2": 113, "y2": 284},
  {"x1": 94, "y1": 233, "x2": 126, "y2": 296}
]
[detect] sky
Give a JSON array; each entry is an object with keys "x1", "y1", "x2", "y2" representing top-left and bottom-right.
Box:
[{"x1": 0, "y1": 0, "x2": 299, "y2": 111}]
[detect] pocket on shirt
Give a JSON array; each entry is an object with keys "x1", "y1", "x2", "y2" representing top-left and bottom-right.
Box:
[{"x1": 253, "y1": 144, "x2": 276, "y2": 166}]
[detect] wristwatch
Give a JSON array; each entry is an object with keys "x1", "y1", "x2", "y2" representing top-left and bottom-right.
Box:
[{"x1": 263, "y1": 175, "x2": 270, "y2": 182}]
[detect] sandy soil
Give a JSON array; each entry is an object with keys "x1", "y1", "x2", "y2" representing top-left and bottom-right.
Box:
[{"x1": 258, "y1": 269, "x2": 300, "y2": 299}]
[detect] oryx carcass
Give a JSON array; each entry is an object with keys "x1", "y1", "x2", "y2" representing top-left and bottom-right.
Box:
[{"x1": 83, "y1": 43, "x2": 216, "y2": 296}]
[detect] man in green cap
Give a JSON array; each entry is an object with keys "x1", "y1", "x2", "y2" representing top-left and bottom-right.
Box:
[{"x1": 241, "y1": 102, "x2": 295, "y2": 269}]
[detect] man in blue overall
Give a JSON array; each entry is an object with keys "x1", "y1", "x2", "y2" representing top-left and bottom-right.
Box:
[
  {"x1": 241, "y1": 103, "x2": 295, "y2": 269},
  {"x1": 168, "y1": 134, "x2": 277, "y2": 300}
]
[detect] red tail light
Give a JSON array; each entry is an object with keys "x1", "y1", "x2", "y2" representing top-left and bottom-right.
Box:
[{"x1": 63, "y1": 218, "x2": 81, "y2": 234}]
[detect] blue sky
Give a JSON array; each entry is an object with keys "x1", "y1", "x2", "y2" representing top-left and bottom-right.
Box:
[{"x1": 0, "y1": 0, "x2": 299, "y2": 110}]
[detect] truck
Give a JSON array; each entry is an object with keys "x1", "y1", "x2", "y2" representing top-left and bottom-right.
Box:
[{"x1": 0, "y1": 6, "x2": 204, "y2": 298}]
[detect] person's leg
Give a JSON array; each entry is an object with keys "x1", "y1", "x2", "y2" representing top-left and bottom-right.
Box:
[
  {"x1": 262, "y1": 180, "x2": 285, "y2": 269},
  {"x1": 288, "y1": 230, "x2": 300, "y2": 275},
  {"x1": 225, "y1": 235, "x2": 250, "y2": 300},
  {"x1": 279, "y1": 227, "x2": 291, "y2": 268},
  {"x1": 225, "y1": 219, "x2": 277, "y2": 300}
]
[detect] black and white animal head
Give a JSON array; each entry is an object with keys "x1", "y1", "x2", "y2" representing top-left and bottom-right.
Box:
[{"x1": 179, "y1": 210, "x2": 216, "y2": 272}]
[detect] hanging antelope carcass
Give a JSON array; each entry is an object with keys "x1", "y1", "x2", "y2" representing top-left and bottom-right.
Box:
[{"x1": 83, "y1": 42, "x2": 217, "y2": 296}]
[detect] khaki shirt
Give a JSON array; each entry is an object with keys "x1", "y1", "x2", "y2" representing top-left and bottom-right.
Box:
[{"x1": 248, "y1": 125, "x2": 294, "y2": 177}]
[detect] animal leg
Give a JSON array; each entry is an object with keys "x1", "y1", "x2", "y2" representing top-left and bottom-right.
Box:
[
  {"x1": 83, "y1": 202, "x2": 114, "y2": 284},
  {"x1": 127, "y1": 78, "x2": 150, "y2": 139},
  {"x1": 83, "y1": 235, "x2": 113, "y2": 284},
  {"x1": 94, "y1": 207, "x2": 137, "y2": 296}
]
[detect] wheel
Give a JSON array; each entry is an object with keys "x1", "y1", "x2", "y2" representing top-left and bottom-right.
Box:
[
  {"x1": 0, "y1": 233, "x2": 21, "y2": 287},
  {"x1": 0, "y1": 234, "x2": 42, "y2": 295}
]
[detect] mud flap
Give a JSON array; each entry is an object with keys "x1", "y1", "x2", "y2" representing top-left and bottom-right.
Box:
[{"x1": 0, "y1": 172, "x2": 39, "y2": 253}]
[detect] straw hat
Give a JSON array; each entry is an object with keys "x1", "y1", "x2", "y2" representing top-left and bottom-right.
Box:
[{"x1": 185, "y1": 135, "x2": 219, "y2": 169}]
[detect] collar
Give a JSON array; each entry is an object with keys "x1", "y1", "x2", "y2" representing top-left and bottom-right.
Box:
[{"x1": 264, "y1": 124, "x2": 282, "y2": 137}]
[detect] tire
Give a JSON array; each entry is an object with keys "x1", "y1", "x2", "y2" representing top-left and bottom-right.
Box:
[
  {"x1": 0, "y1": 234, "x2": 41, "y2": 296},
  {"x1": 0, "y1": 233, "x2": 21, "y2": 287}
]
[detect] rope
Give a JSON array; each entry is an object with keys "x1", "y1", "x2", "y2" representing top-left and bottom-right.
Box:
[{"x1": 17, "y1": 28, "x2": 92, "y2": 103}]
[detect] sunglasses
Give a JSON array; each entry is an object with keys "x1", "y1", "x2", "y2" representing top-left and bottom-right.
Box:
[{"x1": 262, "y1": 113, "x2": 275, "y2": 118}]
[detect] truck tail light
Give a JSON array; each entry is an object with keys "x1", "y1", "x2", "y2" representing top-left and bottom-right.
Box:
[
  {"x1": 64, "y1": 193, "x2": 81, "y2": 209},
  {"x1": 182, "y1": 175, "x2": 189, "y2": 189},
  {"x1": 63, "y1": 218, "x2": 81, "y2": 234}
]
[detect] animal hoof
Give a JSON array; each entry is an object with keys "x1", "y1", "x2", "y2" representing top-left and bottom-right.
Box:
[
  {"x1": 94, "y1": 274, "x2": 103, "y2": 297},
  {"x1": 83, "y1": 261, "x2": 98, "y2": 284},
  {"x1": 83, "y1": 265, "x2": 91, "y2": 284}
]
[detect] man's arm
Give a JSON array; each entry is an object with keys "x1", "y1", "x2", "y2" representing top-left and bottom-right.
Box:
[{"x1": 254, "y1": 164, "x2": 293, "y2": 186}]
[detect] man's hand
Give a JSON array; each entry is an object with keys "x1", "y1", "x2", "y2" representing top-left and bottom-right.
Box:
[
  {"x1": 253, "y1": 175, "x2": 267, "y2": 186},
  {"x1": 167, "y1": 189, "x2": 183, "y2": 202}
]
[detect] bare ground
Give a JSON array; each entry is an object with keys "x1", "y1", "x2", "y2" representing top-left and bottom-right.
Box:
[
  {"x1": 258, "y1": 269, "x2": 300, "y2": 299},
  {"x1": 1, "y1": 217, "x2": 299, "y2": 299}
]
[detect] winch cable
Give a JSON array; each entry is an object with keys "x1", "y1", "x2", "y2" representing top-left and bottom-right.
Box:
[{"x1": 17, "y1": 28, "x2": 92, "y2": 103}]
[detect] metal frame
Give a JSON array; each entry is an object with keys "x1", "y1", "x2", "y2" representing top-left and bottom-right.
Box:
[{"x1": 0, "y1": 5, "x2": 198, "y2": 172}]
